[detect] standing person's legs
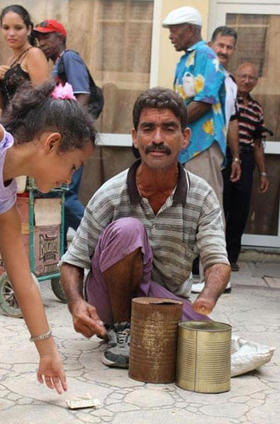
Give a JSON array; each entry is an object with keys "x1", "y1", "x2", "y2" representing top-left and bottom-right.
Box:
[
  {"x1": 225, "y1": 150, "x2": 255, "y2": 265},
  {"x1": 222, "y1": 148, "x2": 234, "y2": 222},
  {"x1": 191, "y1": 256, "x2": 200, "y2": 280},
  {"x1": 223, "y1": 148, "x2": 236, "y2": 270},
  {"x1": 184, "y1": 142, "x2": 225, "y2": 287},
  {"x1": 64, "y1": 167, "x2": 85, "y2": 250},
  {"x1": 184, "y1": 142, "x2": 225, "y2": 214}
]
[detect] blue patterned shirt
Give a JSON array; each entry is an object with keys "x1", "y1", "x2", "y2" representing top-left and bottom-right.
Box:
[{"x1": 174, "y1": 41, "x2": 226, "y2": 163}]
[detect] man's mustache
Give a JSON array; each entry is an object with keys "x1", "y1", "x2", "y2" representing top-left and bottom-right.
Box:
[{"x1": 145, "y1": 143, "x2": 171, "y2": 155}]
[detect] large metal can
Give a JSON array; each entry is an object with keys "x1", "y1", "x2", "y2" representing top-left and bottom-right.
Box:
[
  {"x1": 176, "y1": 321, "x2": 231, "y2": 393},
  {"x1": 129, "y1": 297, "x2": 183, "y2": 383}
]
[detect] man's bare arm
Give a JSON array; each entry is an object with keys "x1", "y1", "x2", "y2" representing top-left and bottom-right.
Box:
[
  {"x1": 60, "y1": 263, "x2": 105, "y2": 338},
  {"x1": 193, "y1": 263, "x2": 231, "y2": 315},
  {"x1": 61, "y1": 263, "x2": 84, "y2": 304},
  {"x1": 227, "y1": 119, "x2": 241, "y2": 182},
  {"x1": 186, "y1": 101, "x2": 211, "y2": 123},
  {"x1": 253, "y1": 141, "x2": 269, "y2": 193}
]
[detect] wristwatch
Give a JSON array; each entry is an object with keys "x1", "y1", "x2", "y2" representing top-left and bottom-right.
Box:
[
  {"x1": 260, "y1": 172, "x2": 267, "y2": 177},
  {"x1": 233, "y1": 157, "x2": 241, "y2": 163}
]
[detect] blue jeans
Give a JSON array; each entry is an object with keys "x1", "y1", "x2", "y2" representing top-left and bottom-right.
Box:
[{"x1": 65, "y1": 167, "x2": 84, "y2": 232}]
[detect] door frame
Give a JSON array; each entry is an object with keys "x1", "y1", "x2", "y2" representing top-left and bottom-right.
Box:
[{"x1": 209, "y1": 0, "x2": 280, "y2": 248}]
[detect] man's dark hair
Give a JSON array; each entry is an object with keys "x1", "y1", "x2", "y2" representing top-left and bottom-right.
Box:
[
  {"x1": 211, "y1": 26, "x2": 238, "y2": 44},
  {"x1": 133, "y1": 87, "x2": 188, "y2": 131}
]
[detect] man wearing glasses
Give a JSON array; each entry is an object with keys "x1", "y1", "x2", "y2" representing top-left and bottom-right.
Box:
[{"x1": 223, "y1": 62, "x2": 270, "y2": 272}]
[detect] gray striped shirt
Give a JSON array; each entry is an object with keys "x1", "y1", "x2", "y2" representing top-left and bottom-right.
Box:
[{"x1": 61, "y1": 161, "x2": 229, "y2": 296}]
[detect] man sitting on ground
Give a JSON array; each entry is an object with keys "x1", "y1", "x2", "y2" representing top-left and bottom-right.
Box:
[{"x1": 60, "y1": 87, "x2": 230, "y2": 368}]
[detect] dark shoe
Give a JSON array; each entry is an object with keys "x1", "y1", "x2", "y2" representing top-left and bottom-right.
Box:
[
  {"x1": 102, "y1": 322, "x2": 130, "y2": 368},
  {"x1": 231, "y1": 263, "x2": 240, "y2": 272}
]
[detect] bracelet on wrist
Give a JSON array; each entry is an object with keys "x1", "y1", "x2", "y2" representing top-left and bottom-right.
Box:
[
  {"x1": 30, "y1": 329, "x2": 52, "y2": 342},
  {"x1": 260, "y1": 172, "x2": 267, "y2": 177},
  {"x1": 233, "y1": 157, "x2": 241, "y2": 163}
]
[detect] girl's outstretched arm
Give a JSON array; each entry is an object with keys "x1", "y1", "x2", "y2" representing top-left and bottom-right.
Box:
[{"x1": 0, "y1": 205, "x2": 67, "y2": 394}]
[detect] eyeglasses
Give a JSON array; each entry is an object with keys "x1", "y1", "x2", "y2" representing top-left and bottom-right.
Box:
[{"x1": 238, "y1": 74, "x2": 257, "y2": 81}]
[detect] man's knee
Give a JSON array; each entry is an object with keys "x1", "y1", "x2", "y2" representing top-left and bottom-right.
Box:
[
  {"x1": 100, "y1": 218, "x2": 146, "y2": 248},
  {"x1": 108, "y1": 217, "x2": 144, "y2": 233},
  {"x1": 92, "y1": 218, "x2": 149, "y2": 271}
]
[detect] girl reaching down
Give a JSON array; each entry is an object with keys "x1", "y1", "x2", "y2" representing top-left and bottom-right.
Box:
[{"x1": 0, "y1": 79, "x2": 96, "y2": 394}]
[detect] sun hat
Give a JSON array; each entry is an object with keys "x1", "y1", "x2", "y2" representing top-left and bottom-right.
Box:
[
  {"x1": 33, "y1": 19, "x2": 67, "y2": 37},
  {"x1": 162, "y1": 7, "x2": 202, "y2": 27}
]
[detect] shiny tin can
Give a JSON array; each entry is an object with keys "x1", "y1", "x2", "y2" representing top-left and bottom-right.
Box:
[
  {"x1": 129, "y1": 297, "x2": 183, "y2": 383},
  {"x1": 176, "y1": 321, "x2": 231, "y2": 393}
]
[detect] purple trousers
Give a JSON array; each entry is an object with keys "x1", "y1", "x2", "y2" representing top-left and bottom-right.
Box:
[{"x1": 86, "y1": 217, "x2": 209, "y2": 324}]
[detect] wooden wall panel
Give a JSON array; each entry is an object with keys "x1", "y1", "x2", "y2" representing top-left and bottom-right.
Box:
[
  {"x1": 0, "y1": 0, "x2": 152, "y2": 204},
  {"x1": 0, "y1": 0, "x2": 153, "y2": 123},
  {"x1": 0, "y1": 0, "x2": 69, "y2": 64}
]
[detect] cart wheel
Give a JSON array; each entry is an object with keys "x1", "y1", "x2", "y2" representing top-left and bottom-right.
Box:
[
  {"x1": 51, "y1": 278, "x2": 67, "y2": 303},
  {"x1": 0, "y1": 272, "x2": 23, "y2": 318}
]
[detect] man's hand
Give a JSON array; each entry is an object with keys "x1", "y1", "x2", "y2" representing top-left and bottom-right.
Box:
[
  {"x1": 60, "y1": 263, "x2": 106, "y2": 337},
  {"x1": 254, "y1": 142, "x2": 268, "y2": 193},
  {"x1": 227, "y1": 119, "x2": 240, "y2": 182},
  {"x1": 259, "y1": 175, "x2": 269, "y2": 193},
  {"x1": 193, "y1": 292, "x2": 218, "y2": 316},
  {"x1": 69, "y1": 299, "x2": 106, "y2": 338},
  {"x1": 230, "y1": 161, "x2": 241, "y2": 182}
]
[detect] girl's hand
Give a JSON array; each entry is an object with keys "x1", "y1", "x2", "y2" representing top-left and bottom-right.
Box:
[
  {"x1": 37, "y1": 350, "x2": 67, "y2": 395},
  {"x1": 0, "y1": 65, "x2": 9, "y2": 80}
]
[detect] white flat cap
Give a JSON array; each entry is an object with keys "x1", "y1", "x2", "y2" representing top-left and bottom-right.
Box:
[{"x1": 162, "y1": 6, "x2": 202, "y2": 27}]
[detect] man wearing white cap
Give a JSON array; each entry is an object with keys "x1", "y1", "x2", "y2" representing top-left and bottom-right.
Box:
[{"x1": 162, "y1": 7, "x2": 226, "y2": 209}]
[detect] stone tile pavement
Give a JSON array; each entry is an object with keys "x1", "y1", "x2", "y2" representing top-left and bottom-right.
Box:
[{"x1": 0, "y1": 260, "x2": 280, "y2": 424}]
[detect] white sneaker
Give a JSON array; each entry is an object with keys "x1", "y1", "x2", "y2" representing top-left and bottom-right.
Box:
[
  {"x1": 191, "y1": 273, "x2": 201, "y2": 283},
  {"x1": 191, "y1": 281, "x2": 232, "y2": 294}
]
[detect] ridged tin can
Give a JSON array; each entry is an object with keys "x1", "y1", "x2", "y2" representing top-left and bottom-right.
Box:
[
  {"x1": 176, "y1": 321, "x2": 231, "y2": 393},
  {"x1": 129, "y1": 297, "x2": 183, "y2": 383}
]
